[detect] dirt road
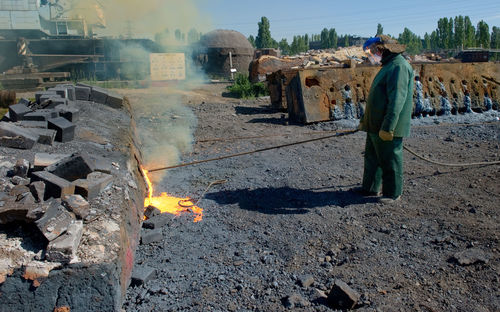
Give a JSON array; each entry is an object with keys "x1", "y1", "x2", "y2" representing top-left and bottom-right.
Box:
[{"x1": 124, "y1": 84, "x2": 499, "y2": 311}]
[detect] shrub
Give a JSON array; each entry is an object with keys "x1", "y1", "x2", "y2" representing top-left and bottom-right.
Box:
[{"x1": 227, "y1": 74, "x2": 269, "y2": 99}]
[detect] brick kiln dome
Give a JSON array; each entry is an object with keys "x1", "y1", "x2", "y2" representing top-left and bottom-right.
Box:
[{"x1": 200, "y1": 29, "x2": 254, "y2": 55}]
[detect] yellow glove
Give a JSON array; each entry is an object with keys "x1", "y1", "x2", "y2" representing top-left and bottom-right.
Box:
[{"x1": 379, "y1": 130, "x2": 394, "y2": 141}]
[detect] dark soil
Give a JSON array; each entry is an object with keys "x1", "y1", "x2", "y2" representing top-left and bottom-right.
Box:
[{"x1": 124, "y1": 84, "x2": 500, "y2": 311}]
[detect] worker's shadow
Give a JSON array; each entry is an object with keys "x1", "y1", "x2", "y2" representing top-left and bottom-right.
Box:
[{"x1": 206, "y1": 186, "x2": 377, "y2": 215}]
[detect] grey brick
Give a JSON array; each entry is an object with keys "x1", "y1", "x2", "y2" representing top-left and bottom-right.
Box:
[
  {"x1": 15, "y1": 120, "x2": 48, "y2": 128},
  {"x1": 75, "y1": 86, "x2": 91, "y2": 101},
  {"x1": 130, "y1": 265, "x2": 156, "y2": 287},
  {"x1": 30, "y1": 128, "x2": 57, "y2": 145},
  {"x1": 31, "y1": 171, "x2": 75, "y2": 200},
  {"x1": 34, "y1": 153, "x2": 71, "y2": 170},
  {"x1": 35, "y1": 91, "x2": 57, "y2": 104},
  {"x1": 8, "y1": 103, "x2": 32, "y2": 122},
  {"x1": 45, "y1": 153, "x2": 96, "y2": 182},
  {"x1": 105, "y1": 91, "x2": 123, "y2": 108},
  {"x1": 0, "y1": 122, "x2": 39, "y2": 149},
  {"x1": 55, "y1": 105, "x2": 79, "y2": 122},
  {"x1": 141, "y1": 228, "x2": 163, "y2": 245},
  {"x1": 91, "y1": 86, "x2": 108, "y2": 104},
  {"x1": 47, "y1": 117, "x2": 75, "y2": 142},
  {"x1": 23, "y1": 109, "x2": 59, "y2": 121}
]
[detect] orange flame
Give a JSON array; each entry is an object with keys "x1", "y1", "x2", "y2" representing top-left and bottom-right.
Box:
[{"x1": 141, "y1": 167, "x2": 203, "y2": 222}]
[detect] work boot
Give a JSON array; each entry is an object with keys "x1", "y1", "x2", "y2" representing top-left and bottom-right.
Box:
[
  {"x1": 378, "y1": 196, "x2": 401, "y2": 204},
  {"x1": 352, "y1": 187, "x2": 381, "y2": 197}
]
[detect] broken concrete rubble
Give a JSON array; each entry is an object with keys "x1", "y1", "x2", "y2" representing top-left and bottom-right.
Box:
[
  {"x1": 14, "y1": 158, "x2": 30, "y2": 178},
  {"x1": 0, "y1": 122, "x2": 39, "y2": 149},
  {"x1": 45, "y1": 152, "x2": 96, "y2": 182},
  {"x1": 327, "y1": 279, "x2": 360, "y2": 310},
  {"x1": 35, "y1": 200, "x2": 75, "y2": 241},
  {"x1": 31, "y1": 171, "x2": 75, "y2": 200},
  {"x1": 46, "y1": 220, "x2": 83, "y2": 263},
  {"x1": 63, "y1": 194, "x2": 90, "y2": 220}
]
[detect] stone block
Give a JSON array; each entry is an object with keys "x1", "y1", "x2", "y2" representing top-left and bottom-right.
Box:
[
  {"x1": 35, "y1": 200, "x2": 75, "y2": 241},
  {"x1": 62, "y1": 194, "x2": 90, "y2": 219},
  {"x1": 45, "y1": 153, "x2": 96, "y2": 182},
  {"x1": 8, "y1": 103, "x2": 32, "y2": 122},
  {"x1": 31, "y1": 171, "x2": 75, "y2": 200},
  {"x1": 144, "y1": 205, "x2": 161, "y2": 219},
  {"x1": 142, "y1": 214, "x2": 172, "y2": 229},
  {"x1": 18, "y1": 98, "x2": 31, "y2": 106},
  {"x1": 92, "y1": 156, "x2": 112, "y2": 174},
  {"x1": 30, "y1": 128, "x2": 57, "y2": 145},
  {"x1": 141, "y1": 228, "x2": 163, "y2": 245},
  {"x1": 48, "y1": 87, "x2": 68, "y2": 99},
  {"x1": 75, "y1": 86, "x2": 91, "y2": 101},
  {"x1": 105, "y1": 91, "x2": 123, "y2": 108},
  {"x1": 72, "y1": 179, "x2": 99, "y2": 200},
  {"x1": 55, "y1": 105, "x2": 79, "y2": 122},
  {"x1": 87, "y1": 171, "x2": 113, "y2": 190},
  {"x1": 327, "y1": 279, "x2": 360, "y2": 310},
  {"x1": 298, "y1": 275, "x2": 315, "y2": 288},
  {"x1": 43, "y1": 97, "x2": 68, "y2": 109},
  {"x1": 14, "y1": 158, "x2": 30, "y2": 178},
  {"x1": 130, "y1": 265, "x2": 156, "y2": 286},
  {"x1": 16, "y1": 120, "x2": 48, "y2": 128},
  {"x1": 46, "y1": 220, "x2": 83, "y2": 263},
  {"x1": 91, "y1": 86, "x2": 108, "y2": 104},
  {"x1": 35, "y1": 91, "x2": 57, "y2": 104},
  {"x1": 47, "y1": 117, "x2": 75, "y2": 143},
  {"x1": 0, "y1": 122, "x2": 39, "y2": 149},
  {"x1": 34, "y1": 153, "x2": 71, "y2": 171},
  {"x1": 23, "y1": 109, "x2": 59, "y2": 121},
  {"x1": 30, "y1": 181, "x2": 46, "y2": 202}
]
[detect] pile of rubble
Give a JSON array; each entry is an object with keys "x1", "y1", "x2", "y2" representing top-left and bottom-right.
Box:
[
  {"x1": 250, "y1": 46, "x2": 368, "y2": 82},
  {"x1": 0, "y1": 83, "x2": 147, "y2": 311},
  {"x1": 1, "y1": 83, "x2": 123, "y2": 149}
]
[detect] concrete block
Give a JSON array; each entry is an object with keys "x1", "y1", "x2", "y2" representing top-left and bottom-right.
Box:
[
  {"x1": 72, "y1": 179, "x2": 99, "y2": 200},
  {"x1": 35, "y1": 200, "x2": 75, "y2": 241},
  {"x1": 30, "y1": 128, "x2": 57, "y2": 145},
  {"x1": 130, "y1": 265, "x2": 156, "y2": 287},
  {"x1": 15, "y1": 120, "x2": 48, "y2": 128},
  {"x1": 48, "y1": 87, "x2": 68, "y2": 99},
  {"x1": 46, "y1": 220, "x2": 83, "y2": 263},
  {"x1": 35, "y1": 91, "x2": 57, "y2": 104},
  {"x1": 55, "y1": 84, "x2": 76, "y2": 101},
  {"x1": 45, "y1": 153, "x2": 96, "y2": 182},
  {"x1": 327, "y1": 279, "x2": 360, "y2": 310},
  {"x1": 47, "y1": 117, "x2": 75, "y2": 143},
  {"x1": 23, "y1": 109, "x2": 59, "y2": 121},
  {"x1": 75, "y1": 86, "x2": 91, "y2": 101},
  {"x1": 144, "y1": 205, "x2": 161, "y2": 219},
  {"x1": 44, "y1": 97, "x2": 68, "y2": 109},
  {"x1": 14, "y1": 158, "x2": 30, "y2": 178},
  {"x1": 30, "y1": 181, "x2": 45, "y2": 202},
  {"x1": 31, "y1": 171, "x2": 75, "y2": 200},
  {"x1": 142, "y1": 214, "x2": 172, "y2": 229},
  {"x1": 141, "y1": 228, "x2": 163, "y2": 245},
  {"x1": 0, "y1": 122, "x2": 39, "y2": 149},
  {"x1": 87, "y1": 171, "x2": 113, "y2": 190},
  {"x1": 18, "y1": 98, "x2": 31, "y2": 106},
  {"x1": 92, "y1": 156, "x2": 112, "y2": 174},
  {"x1": 34, "y1": 153, "x2": 71, "y2": 171},
  {"x1": 62, "y1": 194, "x2": 90, "y2": 219},
  {"x1": 91, "y1": 86, "x2": 108, "y2": 104},
  {"x1": 105, "y1": 91, "x2": 123, "y2": 108},
  {"x1": 8, "y1": 103, "x2": 32, "y2": 122},
  {"x1": 55, "y1": 105, "x2": 79, "y2": 122}
]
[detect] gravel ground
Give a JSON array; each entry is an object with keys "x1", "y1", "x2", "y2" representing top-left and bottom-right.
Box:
[{"x1": 124, "y1": 84, "x2": 500, "y2": 311}]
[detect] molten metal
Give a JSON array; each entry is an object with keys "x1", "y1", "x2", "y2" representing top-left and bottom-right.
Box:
[{"x1": 141, "y1": 167, "x2": 203, "y2": 222}]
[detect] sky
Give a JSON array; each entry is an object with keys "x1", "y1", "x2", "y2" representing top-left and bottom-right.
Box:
[{"x1": 197, "y1": 0, "x2": 500, "y2": 41}]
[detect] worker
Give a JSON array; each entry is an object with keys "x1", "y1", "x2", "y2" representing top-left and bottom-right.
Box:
[
  {"x1": 484, "y1": 93, "x2": 493, "y2": 111},
  {"x1": 357, "y1": 35, "x2": 414, "y2": 204},
  {"x1": 464, "y1": 90, "x2": 473, "y2": 113}
]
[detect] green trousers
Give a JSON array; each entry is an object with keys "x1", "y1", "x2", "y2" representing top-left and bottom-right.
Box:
[{"x1": 362, "y1": 133, "x2": 404, "y2": 199}]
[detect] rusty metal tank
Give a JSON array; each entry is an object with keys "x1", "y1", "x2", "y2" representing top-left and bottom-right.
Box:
[{"x1": 197, "y1": 29, "x2": 254, "y2": 79}]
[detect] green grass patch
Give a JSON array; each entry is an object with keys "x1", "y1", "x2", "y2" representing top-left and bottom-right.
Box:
[
  {"x1": 0, "y1": 107, "x2": 8, "y2": 117},
  {"x1": 227, "y1": 74, "x2": 269, "y2": 99}
]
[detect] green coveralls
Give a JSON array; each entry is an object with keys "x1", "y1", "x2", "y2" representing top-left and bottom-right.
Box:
[{"x1": 360, "y1": 53, "x2": 414, "y2": 199}]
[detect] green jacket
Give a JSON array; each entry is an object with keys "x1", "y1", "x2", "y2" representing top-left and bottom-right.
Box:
[{"x1": 362, "y1": 53, "x2": 414, "y2": 137}]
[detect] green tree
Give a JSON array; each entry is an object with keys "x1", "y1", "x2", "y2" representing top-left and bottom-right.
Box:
[
  {"x1": 476, "y1": 20, "x2": 490, "y2": 48},
  {"x1": 437, "y1": 17, "x2": 450, "y2": 49},
  {"x1": 248, "y1": 35, "x2": 256, "y2": 48},
  {"x1": 344, "y1": 35, "x2": 349, "y2": 47},
  {"x1": 278, "y1": 38, "x2": 290, "y2": 55},
  {"x1": 255, "y1": 16, "x2": 273, "y2": 48},
  {"x1": 329, "y1": 28, "x2": 338, "y2": 49},
  {"x1": 491, "y1": 26, "x2": 500, "y2": 49},
  {"x1": 320, "y1": 28, "x2": 330, "y2": 49},
  {"x1": 376, "y1": 23, "x2": 384, "y2": 36},
  {"x1": 454, "y1": 15, "x2": 465, "y2": 49},
  {"x1": 430, "y1": 30, "x2": 439, "y2": 50},
  {"x1": 398, "y1": 28, "x2": 422, "y2": 55},
  {"x1": 464, "y1": 16, "x2": 476, "y2": 47},
  {"x1": 424, "y1": 32, "x2": 431, "y2": 50}
]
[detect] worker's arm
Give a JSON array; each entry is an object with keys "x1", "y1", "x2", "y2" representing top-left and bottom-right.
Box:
[{"x1": 380, "y1": 64, "x2": 410, "y2": 134}]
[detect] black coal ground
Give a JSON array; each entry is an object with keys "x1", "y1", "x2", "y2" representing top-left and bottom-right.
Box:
[{"x1": 124, "y1": 85, "x2": 499, "y2": 311}]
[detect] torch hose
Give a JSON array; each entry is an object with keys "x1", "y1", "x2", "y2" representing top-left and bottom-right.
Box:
[{"x1": 146, "y1": 129, "x2": 360, "y2": 172}]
